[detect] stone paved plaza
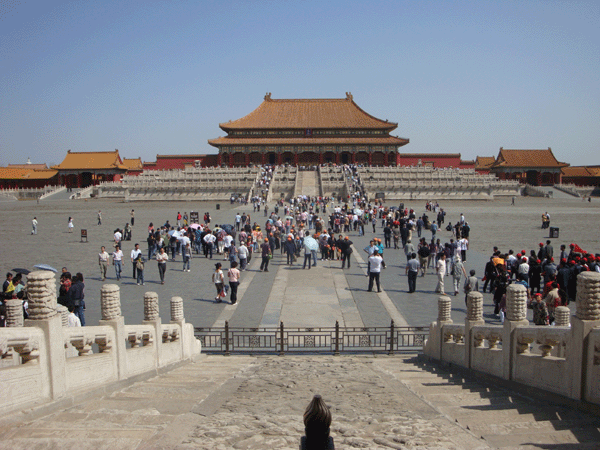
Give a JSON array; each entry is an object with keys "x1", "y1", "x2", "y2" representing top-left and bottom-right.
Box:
[{"x1": 2, "y1": 195, "x2": 598, "y2": 329}]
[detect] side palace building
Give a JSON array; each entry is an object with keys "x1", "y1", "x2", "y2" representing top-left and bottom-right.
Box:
[{"x1": 208, "y1": 93, "x2": 409, "y2": 166}]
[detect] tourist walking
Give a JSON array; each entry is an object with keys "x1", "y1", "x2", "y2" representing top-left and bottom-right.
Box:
[
  {"x1": 463, "y1": 269, "x2": 479, "y2": 305},
  {"x1": 68, "y1": 217, "x2": 74, "y2": 233},
  {"x1": 97, "y1": 210, "x2": 102, "y2": 225},
  {"x1": 452, "y1": 256, "x2": 467, "y2": 296},
  {"x1": 156, "y1": 247, "x2": 168, "y2": 284},
  {"x1": 367, "y1": 249, "x2": 385, "y2": 292},
  {"x1": 134, "y1": 254, "x2": 145, "y2": 285},
  {"x1": 131, "y1": 243, "x2": 142, "y2": 279},
  {"x1": 228, "y1": 261, "x2": 240, "y2": 304},
  {"x1": 31, "y1": 217, "x2": 37, "y2": 235},
  {"x1": 238, "y1": 241, "x2": 249, "y2": 270},
  {"x1": 213, "y1": 263, "x2": 225, "y2": 302},
  {"x1": 260, "y1": 238, "x2": 272, "y2": 272},
  {"x1": 98, "y1": 246, "x2": 109, "y2": 281},
  {"x1": 405, "y1": 253, "x2": 420, "y2": 293},
  {"x1": 340, "y1": 236, "x2": 353, "y2": 269},
  {"x1": 435, "y1": 253, "x2": 446, "y2": 294},
  {"x1": 112, "y1": 245, "x2": 123, "y2": 281},
  {"x1": 130, "y1": 209, "x2": 135, "y2": 226}
]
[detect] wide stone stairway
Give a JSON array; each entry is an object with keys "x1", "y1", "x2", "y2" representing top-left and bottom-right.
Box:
[
  {"x1": 295, "y1": 169, "x2": 320, "y2": 198},
  {"x1": 1, "y1": 355, "x2": 598, "y2": 450}
]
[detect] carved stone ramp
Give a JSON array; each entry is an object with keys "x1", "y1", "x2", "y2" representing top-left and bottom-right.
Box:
[
  {"x1": 375, "y1": 356, "x2": 600, "y2": 449},
  {"x1": 294, "y1": 169, "x2": 319, "y2": 198},
  {"x1": 1, "y1": 355, "x2": 598, "y2": 449}
]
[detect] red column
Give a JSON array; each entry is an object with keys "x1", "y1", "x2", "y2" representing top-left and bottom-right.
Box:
[
  {"x1": 368, "y1": 152, "x2": 373, "y2": 166},
  {"x1": 293, "y1": 152, "x2": 299, "y2": 166},
  {"x1": 245, "y1": 153, "x2": 250, "y2": 166},
  {"x1": 277, "y1": 153, "x2": 283, "y2": 165},
  {"x1": 335, "y1": 152, "x2": 340, "y2": 165},
  {"x1": 351, "y1": 152, "x2": 356, "y2": 164},
  {"x1": 318, "y1": 152, "x2": 324, "y2": 165},
  {"x1": 536, "y1": 172, "x2": 542, "y2": 186},
  {"x1": 261, "y1": 153, "x2": 266, "y2": 165},
  {"x1": 77, "y1": 173, "x2": 83, "y2": 188},
  {"x1": 217, "y1": 153, "x2": 223, "y2": 166},
  {"x1": 383, "y1": 152, "x2": 388, "y2": 167}
]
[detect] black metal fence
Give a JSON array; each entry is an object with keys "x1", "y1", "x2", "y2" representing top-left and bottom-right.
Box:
[{"x1": 194, "y1": 320, "x2": 428, "y2": 355}]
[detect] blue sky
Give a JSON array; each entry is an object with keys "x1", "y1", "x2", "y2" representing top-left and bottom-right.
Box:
[{"x1": 1, "y1": 0, "x2": 598, "y2": 166}]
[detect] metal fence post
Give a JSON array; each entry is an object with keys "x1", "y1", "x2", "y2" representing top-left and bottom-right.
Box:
[
  {"x1": 388, "y1": 319, "x2": 395, "y2": 355},
  {"x1": 224, "y1": 320, "x2": 230, "y2": 356},
  {"x1": 334, "y1": 321, "x2": 340, "y2": 356},
  {"x1": 279, "y1": 321, "x2": 285, "y2": 356}
]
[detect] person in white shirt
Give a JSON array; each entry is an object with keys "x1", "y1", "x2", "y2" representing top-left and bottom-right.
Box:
[
  {"x1": 98, "y1": 246, "x2": 109, "y2": 281},
  {"x1": 203, "y1": 232, "x2": 216, "y2": 259},
  {"x1": 238, "y1": 242, "x2": 249, "y2": 270},
  {"x1": 114, "y1": 229, "x2": 122, "y2": 245},
  {"x1": 156, "y1": 247, "x2": 169, "y2": 284},
  {"x1": 67, "y1": 304, "x2": 82, "y2": 327},
  {"x1": 458, "y1": 237, "x2": 469, "y2": 262},
  {"x1": 112, "y1": 245, "x2": 124, "y2": 281},
  {"x1": 367, "y1": 250, "x2": 386, "y2": 292},
  {"x1": 131, "y1": 243, "x2": 142, "y2": 279},
  {"x1": 31, "y1": 217, "x2": 38, "y2": 235},
  {"x1": 436, "y1": 253, "x2": 446, "y2": 294}
]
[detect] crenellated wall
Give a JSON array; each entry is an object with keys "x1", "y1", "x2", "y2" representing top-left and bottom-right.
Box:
[
  {"x1": 424, "y1": 272, "x2": 600, "y2": 405},
  {"x1": 0, "y1": 272, "x2": 201, "y2": 415}
]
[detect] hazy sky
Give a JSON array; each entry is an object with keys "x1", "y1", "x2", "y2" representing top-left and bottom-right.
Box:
[{"x1": 1, "y1": 0, "x2": 598, "y2": 167}]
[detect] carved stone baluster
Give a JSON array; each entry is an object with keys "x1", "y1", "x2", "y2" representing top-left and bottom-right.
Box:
[
  {"x1": 71, "y1": 336, "x2": 94, "y2": 356},
  {"x1": 144, "y1": 292, "x2": 159, "y2": 321},
  {"x1": 128, "y1": 332, "x2": 142, "y2": 348},
  {"x1": 554, "y1": 306, "x2": 570, "y2": 327},
  {"x1": 13, "y1": 340, "x2": 40, "y2": 363},
  {"x1": 101, "y1": 284, "x2": 122, "y2": 320},
  {"x1": 95, "y1": 335, "x2": 113, "y2": 353},
  {"x1": 5, "y1": 299, "x2": 24, "y2": 327}
]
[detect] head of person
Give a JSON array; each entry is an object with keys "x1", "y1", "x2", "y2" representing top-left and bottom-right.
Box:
[
  {"x1": 215, "y1": 263, "x2": 222, "y2": 270},
  {"x1": 411, "y1": 252, "x2": 417, "y2": 259},
  {"x1": 116, "y1": 245, "x2": 120, "y2": 250},
  {"x1": 76, "y1": 273, "x2": 84, "y2": 282},
  {"x1": 5, "y1": 272, "x2": 12, "y2": 280},
  {"x1": 470, "y1": 269, "x2": 476, "y2": 276},
  {"x1": 231, "y1": 261, "x2": 238, "y2": 268},
  {"x1": 135, "y1": 243, "x2": 139, "y2": 249},
  {"x1": 101, "y1": 246, "x2": 105, "y2": 252}
]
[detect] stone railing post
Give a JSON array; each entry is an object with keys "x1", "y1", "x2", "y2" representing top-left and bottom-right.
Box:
[
  {"x1": 56, "y1": 304, "x2": 69, "y2": 327},
  {"x1": 98, "y1": 284, "x2": 127, "y2": 379},
  {"x1": 5, "y1": 299, "x2": 24, "y2": 327},
  {"x1": 24, "y1": 271, "x2": 66, "y2": 400},
  {"x1": 569, "y1": 272, "x2": 600, "y2": 400},
  {"x1": 144, "y1": 292, "x2": 162, "y2": 367},
  {"x1": 503, "y1": 283, "x2": 528, "y2": 380},
  {"x1": 554, "y1": 306, "x2": 570, "y2": 327},
  {"x1": 424, "y1": 295, "x2": 453, "y2": 360},
  {"x1": 465, "y1": 291, "x2": 484, "y2": 368}
]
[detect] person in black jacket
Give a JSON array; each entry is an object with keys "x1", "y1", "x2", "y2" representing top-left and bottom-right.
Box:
[
  {"x1": 68, "y1": 273, "x2": 85, "y2": 326},
  {"x1": 339, "y1": 236, "x2": 353, "y2": 269}
]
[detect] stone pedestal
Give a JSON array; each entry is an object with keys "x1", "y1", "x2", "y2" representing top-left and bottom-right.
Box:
[
  {"x1": 465, "y1": 292, "x2": 484, "y2": 368},
  {"x1": 503, "y1": 283, "x2": 529, "y2": 380},
  {"x1": 425, "y1": 296, "x2": 453, "y2": 360}
]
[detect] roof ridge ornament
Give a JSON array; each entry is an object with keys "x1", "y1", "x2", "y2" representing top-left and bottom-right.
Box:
[
  {"x1": 264, "y1": 92, "x2": 272, "y2": 101},
  {"x1": 345, "y1": 92, "x2": 353, "y2": 100}
]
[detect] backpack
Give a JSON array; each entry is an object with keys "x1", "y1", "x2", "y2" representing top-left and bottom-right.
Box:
[{"x1": 418, "y1": 246, "x2": 430, "y2": 258}]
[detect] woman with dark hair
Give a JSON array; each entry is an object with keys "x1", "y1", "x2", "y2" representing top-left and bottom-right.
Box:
[
  {"x1": 228, "y1": 261, "x2": 240, "y2": 305},
  {"x1": 493, "y1": 265, "x2": 509, "y2": 316},
  {"x1": 69, "y1": 273, "x2": 85, "y2": 326},
  {"x1": 212, "y1": 263, "x2": 225, "y2": 303}
]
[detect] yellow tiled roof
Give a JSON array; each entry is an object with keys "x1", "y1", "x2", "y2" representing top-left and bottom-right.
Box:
[
  {"x1": 491, "y1": 148, "x2": 568, "y2": 169},
  {"x1": 52, "y1": 150, "x2": 128, "y2": 171},
  {"x1": 219, "y1": 94, "x2": 398, "y2": 131},
  {"x1": 562, "y1": 166, "x2": 600, "y2": 177},
  {"x1": 123, "y1": 158, "x2": 143, "y2": 170},
  {"x1": 0, "y1": 168, "x2": 58, "y2": 180},
  {"x1": 475, "y1": 156, "x2": 496, "y2": 169}
]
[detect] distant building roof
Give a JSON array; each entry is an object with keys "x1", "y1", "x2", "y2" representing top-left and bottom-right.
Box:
[
  {"x1": 562, "y1": 166, "x2": 600, "y2": 177},
  {"x1": 122, "y1": 158, "x2": 143, "y2": 170},
  {"x1": 490, "y1": 148, "x2": 569, "y2": 169},
  {"x1": 52, "y1": 150, "x2": 128, "y2": 171},
  {"x1": 219, "y1": 93, "x2": 399, "y2": 131},
  {"x1": 7, "y1": 163, "x2": 48, "y2": 170},
  {"x1": 475, "y1": 156, "x2": 496, "y2": 169},
  {"x1": 0, "y1": 168, "x2": 58, "y2": 180},
  {"x1": 155, "y1": 154, "x2": 213, "y2": 159}
]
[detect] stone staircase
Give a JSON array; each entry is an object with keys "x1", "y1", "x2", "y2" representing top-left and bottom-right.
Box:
[
  {"x1": 1, "y1": 355, "x2": 598, "y2": 449},
  {"x1": 294, "y1": 169, "x2": 320, "y2": 198}
]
